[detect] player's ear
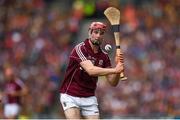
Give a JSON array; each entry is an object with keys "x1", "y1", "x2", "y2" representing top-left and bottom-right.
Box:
[{"x1": 88, "y1": 29, "x2": 92, "y2": 36}]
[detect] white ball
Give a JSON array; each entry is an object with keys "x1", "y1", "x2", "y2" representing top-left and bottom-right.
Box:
[{"x1": 105, "y1": 44, "x2": 112, "y2": 52}]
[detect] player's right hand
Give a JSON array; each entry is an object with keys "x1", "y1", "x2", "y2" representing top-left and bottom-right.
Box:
[{"x1": 115, "y1": 62, "x2": 124, "y2": 74}]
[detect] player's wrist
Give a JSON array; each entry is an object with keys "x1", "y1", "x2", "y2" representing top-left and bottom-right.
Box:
[{"x1": 114, "y1": 67, "x2": 120, "y2": 74}]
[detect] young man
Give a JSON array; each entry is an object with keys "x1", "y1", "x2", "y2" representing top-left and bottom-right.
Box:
[
  {"x1": 59, "y1": 22, "x2": 124, "y2": 119},
  {"x1": 1, "y1": 67, "x2": 28, "y2": 119}
]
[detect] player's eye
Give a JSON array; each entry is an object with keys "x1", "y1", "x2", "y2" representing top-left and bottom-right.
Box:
[
  {"x1": 94, "y1": 30, "x2": 99, "y2": 34},
  {"x1": 100, "y1": 31, "x2": 105, "y2": 35},
  {"x1": 93, "y1": 30, "x2": 105, "y2": 35}
]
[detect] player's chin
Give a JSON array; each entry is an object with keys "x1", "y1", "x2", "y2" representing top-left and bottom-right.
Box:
[{"x1": 92, "y1": 40, "x2": 102, "y2": 46}]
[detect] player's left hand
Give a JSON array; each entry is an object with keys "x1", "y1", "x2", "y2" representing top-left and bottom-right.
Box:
[{"x1": 115, "y1": 52, "x2": 124, "y2": 64}]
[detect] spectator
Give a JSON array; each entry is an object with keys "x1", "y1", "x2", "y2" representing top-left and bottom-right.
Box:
[{"x1": 1, "y1": 67, "x2": 28, "y2": 119}]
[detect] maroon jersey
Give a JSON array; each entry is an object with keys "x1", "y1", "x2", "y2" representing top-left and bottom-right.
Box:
[
  {"x1": 60, "y1": 39, "x2": 111, "y2": 97},
  {"x1": 4, "y1": 78, "x2": 25, "y2": 104}
]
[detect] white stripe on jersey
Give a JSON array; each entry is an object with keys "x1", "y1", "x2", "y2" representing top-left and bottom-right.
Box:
[
  {"x1": 75, "y1": 43, "x2": 87, "y2": 61},
  {"x1": 15, "y1": 79, "x2": 25, "y2": 88}
]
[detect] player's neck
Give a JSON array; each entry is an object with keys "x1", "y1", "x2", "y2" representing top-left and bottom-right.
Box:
[{"x1": 92, "y1": 46, "x2": 99, "y2": 53}]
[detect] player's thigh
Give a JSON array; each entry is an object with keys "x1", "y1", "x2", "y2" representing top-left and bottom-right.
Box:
[
  {"x1": 81, "y1": 104, "x2": 99, "y2": 119},
  {"x1": 60, "y1": 93, "x2": 81, "y2": 119},
  {"x1": 83, "y1": 115, "x2": 99, "y2": 119},
  {"x1": 80, "y1": 96, "x2": 99, "y2": 116},
  {"x1": 64, "y1": 107, "x2": 81, "y2": 119}
]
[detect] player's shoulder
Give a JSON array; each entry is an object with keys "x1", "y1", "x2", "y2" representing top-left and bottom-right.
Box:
[
  {"x1": 100, "y1": 49, "x2": 110, "y2": 60},
  {"x1": 71, "y1": 41, "x2": 86, "y2": 55},
  {"x1": 74, "y1": 41, "x2": 86, "y2": 52},
  {"x1": 101, "y1": 49, "x2": 108, "y2": 55},
  {"x1": 75, "y1": 42, "x2": 85, "y2": 48}
]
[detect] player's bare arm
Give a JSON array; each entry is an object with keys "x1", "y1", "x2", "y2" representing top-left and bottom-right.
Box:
[
  {"x1": 106, "y1": 72, "x2": 121, "y2": 86},
  {"x1": 7, "y1": 85, "x2": 28, "y2": 97},
  {"x1": 80, "y1": 60, "x2": 124, "y2": 76}
]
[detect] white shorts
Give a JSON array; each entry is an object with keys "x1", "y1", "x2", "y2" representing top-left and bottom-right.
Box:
[
  {"x1": 4, "y1": 103, "x2": 20, "y2": 118},
  {"x1": 60, "y1": 93, "x2": 99, "y2": 116}
]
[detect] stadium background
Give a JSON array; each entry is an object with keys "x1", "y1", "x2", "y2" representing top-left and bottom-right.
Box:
[{"x1": 0, "y1": 0, "x2": 179, "y2": 119}]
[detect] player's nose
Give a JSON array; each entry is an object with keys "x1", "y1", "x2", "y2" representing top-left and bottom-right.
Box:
[{"x1": 97, "y1": 33, "x2": 104, "y2": 38}]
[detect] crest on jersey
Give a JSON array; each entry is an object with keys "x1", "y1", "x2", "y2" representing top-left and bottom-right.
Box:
[{"x1": 99, "y1": 60, "x2": 103, "y2": 66}]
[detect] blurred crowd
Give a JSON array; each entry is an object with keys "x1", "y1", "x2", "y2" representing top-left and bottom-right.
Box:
[
  {"x1": 0, "y1": 0, "x2": 179, "y2": 119},
  {"x1": 0, "y1": 0, "x2": 74, "y2": 118}
]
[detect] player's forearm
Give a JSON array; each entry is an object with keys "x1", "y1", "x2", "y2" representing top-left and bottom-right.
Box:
[
  {"x1": 86, "y1": 66, "x2": 117, "y2": 76},
  {"x1": 9, "y1": 88, "x2": 28, "y2": 97},
  {"x1": 80, "y1": 60, "x2": 120, "y2": 76},
  {"x1": 106, "y1": 73, "x2": 120, "y2": 86},
  {"x1": 21, "y1": 87, "x2": 28, "y2": 96}
]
